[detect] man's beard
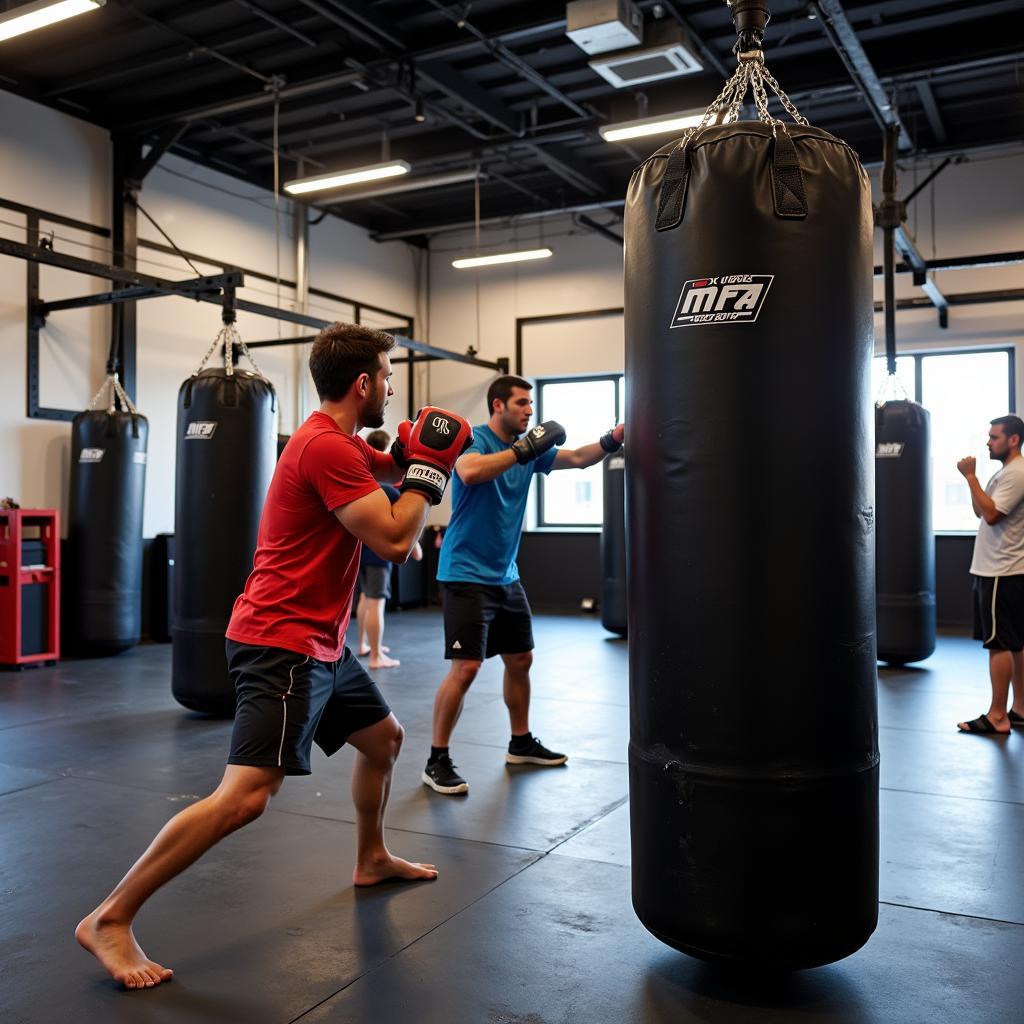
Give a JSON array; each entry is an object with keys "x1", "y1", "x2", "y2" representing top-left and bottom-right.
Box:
[
  {"x1": 363, "y1": 381, "x2": 386, "y2": 429},
  {"x1": 993, "y1": 447, "x2": 1008, "y2": 463}
]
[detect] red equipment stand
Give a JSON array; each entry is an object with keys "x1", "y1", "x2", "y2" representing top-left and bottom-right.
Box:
[{"x1": 0, "y1": 509, "x2": 60, "y2": 668}]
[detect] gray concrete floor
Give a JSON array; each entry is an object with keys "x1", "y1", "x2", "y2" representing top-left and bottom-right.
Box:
[{"x1": 1, "y1": 611, "x2": 1022, "y2": 1023}]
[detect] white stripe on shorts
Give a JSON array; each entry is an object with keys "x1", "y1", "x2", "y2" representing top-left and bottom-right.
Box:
[{"x1": 987, "y1": 577, "x2": 1000, "y2": 646}]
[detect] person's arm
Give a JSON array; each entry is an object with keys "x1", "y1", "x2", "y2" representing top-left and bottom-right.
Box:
[
  {"x1": 958, "y1": 457, "x2": 1003, "y2": 525},
  {"x1": 553, "y1": 424, "x2": 624, "y2": 471},
  {"x1": 456, "y1": 448, "x2": 518, "y2": 485},
  {"x1": 335, "y1": 489, "x2": 431, "y2": 563},
  {"x1": 411, "y1": 540, "x2": 424, "y2": 562}
]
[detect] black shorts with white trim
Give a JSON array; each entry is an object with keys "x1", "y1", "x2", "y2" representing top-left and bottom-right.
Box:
[{"x1": 973, "y1": 573, "x2": 1024, "y2": 652}]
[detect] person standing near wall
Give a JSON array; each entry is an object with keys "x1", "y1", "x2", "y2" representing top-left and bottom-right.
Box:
[
  {"x1": 957, "y1": 414, "x2": 1024, "y2": 735},
  {"x1": 355, "y1": 429, "x2": 423, "y2": 668},
  {"x1": 418, "y1": 375, "x2": 624, "y2": 795}
]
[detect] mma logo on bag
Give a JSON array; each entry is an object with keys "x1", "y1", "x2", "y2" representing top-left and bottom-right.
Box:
[
  {"x1": 876, "y1": 442, "x2": 905, "y2": 458},
  {"x1": 185, "y1": 421, "x2": 218, "y2": 440},
  {"x1": 79, "y1": 448, "x2": 104, "y2": 463},
  {"x1": 670, "y1": 274, "x2": 774, "y2": 328}
]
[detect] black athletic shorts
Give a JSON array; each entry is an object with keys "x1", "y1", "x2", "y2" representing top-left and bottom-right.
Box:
[
  {"x1": 358, "y1": 564, "x2": 392, "y2": 600},
  {"x1": 973, "y1": 574, "x2": 1024, "y2": 652},
  {"x1": 440, "y1": 581, "x2": 534, "y2": 661},
  {"x1": 226, "y1": 639, "x2": 391, "y2": 775}
]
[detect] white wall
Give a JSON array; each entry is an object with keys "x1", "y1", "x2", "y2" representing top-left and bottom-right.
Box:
[{"x1": 0, "y1": 89, "x2": 418, "y2": 537}]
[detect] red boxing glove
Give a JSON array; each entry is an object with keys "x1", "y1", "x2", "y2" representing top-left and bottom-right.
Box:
[{"x1": 398, "y1": 407, "x2": 474, "y2": 505}]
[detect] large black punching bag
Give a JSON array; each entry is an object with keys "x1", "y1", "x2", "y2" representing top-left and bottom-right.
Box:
[
  {"x1": 67, "y1": 375, "x2": 147, "y2": 653},
  {"x1": 875, "y1": 400, "x2": 935, "y2": 664},
  {"x1": 601, "y1": 449, "x2": 627, "y2": 636},
  {"x1": 624, "y1": 39, "x2": 878, "y2": 967},
  {"x1": 173, "y1": 327, "x2": 276, "y2": 715}
]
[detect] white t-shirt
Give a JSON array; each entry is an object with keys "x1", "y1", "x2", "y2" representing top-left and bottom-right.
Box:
[{"x1": 970, "y1": 457, "x2": 1024, "y2": 576}]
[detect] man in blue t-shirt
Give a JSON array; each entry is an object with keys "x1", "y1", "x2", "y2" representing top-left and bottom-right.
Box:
[{"x1": 422, "y1": 375, "x2": 624, "y2": 794}]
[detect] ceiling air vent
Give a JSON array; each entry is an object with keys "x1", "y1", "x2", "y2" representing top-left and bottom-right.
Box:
[
  {"x1": 566, "y1": 0, "x2": 643, "y2": 56},
  {"x1": 588, "y1": 22, "x2": 703, "y2": 88}
]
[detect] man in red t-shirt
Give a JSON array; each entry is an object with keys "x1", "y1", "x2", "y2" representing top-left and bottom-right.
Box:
[{"x1": 77, "y1": 324, "x2": 473, "y2": 990}]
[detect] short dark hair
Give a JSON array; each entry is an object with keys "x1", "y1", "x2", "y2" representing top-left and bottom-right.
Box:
[
  {"x1": 991, "y1": 415, "x2": 1024, "y2": 445},
  {"x1": 364, "y1": 429, "x2": 390, "y2": 452},
  {"x1": 486, "y1": 374, "x2": 532, "y2": 415},
  {"x1": 309, "y1": 323, "x2": 394, "y2": 402}
]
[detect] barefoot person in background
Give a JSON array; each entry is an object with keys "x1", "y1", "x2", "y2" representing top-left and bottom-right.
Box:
[{"x1": 355, "y1": 429, "x2": 423, "y2": 669}]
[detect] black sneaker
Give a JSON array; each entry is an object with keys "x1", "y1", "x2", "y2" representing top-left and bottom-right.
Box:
[
  {"x1": 506, "y1": 736, "x2": 568, "y2": 766},
  {"x1": 422, "y1": 754, "x2": 469, "y2": 794}
]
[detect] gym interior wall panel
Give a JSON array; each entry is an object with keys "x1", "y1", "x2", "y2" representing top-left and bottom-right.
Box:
[
  {"x1": 518, "y1": 313, "x2": 624, "y2": 378},
  {"x1": 935, "y1": 535, "x2": 975, "y2": 628},
  {"x1": 517, "y1": 532, "x2": 601, "y2": 611}
]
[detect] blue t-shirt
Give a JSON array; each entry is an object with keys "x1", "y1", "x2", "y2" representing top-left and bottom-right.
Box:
[
  {"x1": 360, "y1": 483, "x2": 400, "y2": 568},
  {"x1": 437, "y1": 423, "x2": 558, "y2": 585}
]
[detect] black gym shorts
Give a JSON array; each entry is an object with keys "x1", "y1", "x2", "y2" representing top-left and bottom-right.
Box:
[
  {"x1": 225, "y1": 639, "x2": 391, "y2": 775},
  {"x1": 358, "y1": 564, "x2": 392, "y2": 600},
  {"x1": 440, "y1": 581, "x2": 534, "y2": 661},
  {"x1": 973, "y1": 574, "x2": 1024, "y2": 652}
]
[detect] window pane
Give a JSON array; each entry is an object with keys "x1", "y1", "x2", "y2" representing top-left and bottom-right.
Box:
[
  {"x1": 921, "y1": 351, "x2": 1011, "y2": 532},
  {"x1": 871, "y1": 355, "x2": 916, "y2": 402},
  {"x1": 540, "y1": 379, "x2": 617, "y2": 525}
]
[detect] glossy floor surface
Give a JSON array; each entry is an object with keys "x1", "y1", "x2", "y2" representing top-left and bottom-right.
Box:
[{"x1": 2, "y1": 612, "x2": 1022, "y2": 1023}]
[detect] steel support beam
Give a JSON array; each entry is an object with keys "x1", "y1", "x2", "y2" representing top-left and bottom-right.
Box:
[
  {"x1": 874, "y1": 289, "x2": 1024, "y2": 312},
  {"x1": 915, "y1": 81, "x2": 947, "y2": 143},
  {"x1": 112, "y1": 138, "x2": 141, "y2": 399},
  {"x1": 37, "y1": 273, "x2": 243, "y2": 315}
]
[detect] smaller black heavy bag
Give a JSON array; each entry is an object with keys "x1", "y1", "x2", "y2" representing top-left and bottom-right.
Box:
[
  {"x1": 173, "y1": 334, "x2": 276, "y2": 715},
  {"x1": 601, "y1": 449, "x2": 627, "y2": 636},
  {"x1": 67, "y1": 377, "x2": 148, "y2": 654},
  {"x1": 875, "y1": 400, "x2": 935, "y2": 664}
]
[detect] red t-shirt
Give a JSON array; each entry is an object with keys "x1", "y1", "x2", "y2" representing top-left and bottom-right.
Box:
[{"x1": 226, "y1": 411, "x2": 390, "y2": 661}]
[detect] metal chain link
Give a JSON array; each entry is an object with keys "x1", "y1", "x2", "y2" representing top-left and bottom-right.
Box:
[
  {"x1": 88, "y1": 373, "x2": 138, "y2": 415},
  {"x1": 680, "y1": 50, "x2": 810, "y2": 146},
  {"x1": 194, "y1": 323, "x2": 266, "y2": 380}
]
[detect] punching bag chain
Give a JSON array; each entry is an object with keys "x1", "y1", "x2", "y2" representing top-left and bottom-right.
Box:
[
  {"x1": 684, "y1": 51, "x2": 809, "y2": 145},
  {"x1": 88, "y1": 372, "x2": 138, "y2": 416},
  {"x1": 194, "y1": 323, "x2": 267, "y2": 381}
]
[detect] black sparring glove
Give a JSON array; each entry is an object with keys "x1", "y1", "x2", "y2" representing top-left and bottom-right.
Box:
[
  {"x1": 512, "y1": 420, "x2": 566, "y2": 465},
  {"x1": 389, "y1": 430, "x2": 409, "y2": 470},
  {"x1": 599, "y1": 427, "x2": 623, "y2": 453}
]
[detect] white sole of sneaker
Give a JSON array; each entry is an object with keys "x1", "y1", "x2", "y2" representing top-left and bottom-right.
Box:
[
  {"x1": 505, "y1": 753, "x2": 568, "y2": 766},
  {"x1": 421, "y1": 770, "x2": 469, "y2": 794}
]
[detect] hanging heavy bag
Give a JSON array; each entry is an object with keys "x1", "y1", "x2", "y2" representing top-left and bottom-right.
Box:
[
  {"x1": 624, "y1": 23, "x2": 878, "y2": 968},
  {"x1": 601, "y1": 449, "x2": 627, "y2": 637},
  {"x1": 875, "y1": 395, "x2": 935, "y2": 665},
  {"x1": 172, "y1": 320, "x2": 276, "y2": 715},
  {"x1": 67, "y1": 373, "x2": 148, "y2": 654}
]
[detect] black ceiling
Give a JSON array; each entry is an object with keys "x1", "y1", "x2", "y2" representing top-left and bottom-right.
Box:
[{"x1": 2, "y1": 0, "x2": 1022, "y2": 241}]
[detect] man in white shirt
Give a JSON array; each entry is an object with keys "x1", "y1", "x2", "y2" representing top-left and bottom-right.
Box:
[{"x1": 957, "y1": 414, "x2": 1024, "y2": 735}]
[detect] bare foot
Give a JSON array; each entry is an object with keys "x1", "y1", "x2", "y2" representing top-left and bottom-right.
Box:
[
  {"x1": 353, "y1": 853, "x2": 438, "y2": 887},
  {"x1": 75, "y1": 912, "x2": 173, "y2": 989},
  {"x1": 369, "y1": 654, "x2": 401, "y2": 669},
  {"x1": 358, "y1": 645, "x2": 389, "y2": 657}
]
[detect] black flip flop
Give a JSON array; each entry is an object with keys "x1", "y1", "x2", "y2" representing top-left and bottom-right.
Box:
[
  {"x1": 1009, "y1": 709, "x2": 1024, "y2": 728},
  {"x1": 958, "y1": 714, "x2": 1009, "y2": 735}
]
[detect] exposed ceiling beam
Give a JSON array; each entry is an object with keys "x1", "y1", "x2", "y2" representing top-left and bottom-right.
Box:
[
  {"x1": 419, "y1": 60, "x2": 522, "y2": 136},
  {"x1": 915, "y1": 81, "x2": 947, "y2": 144},
  {"x1": 229, "y1": 0, "x2": 319, "y2": 48},
  {"x1": 810, "y1": 0, "x2": 913, "y2": 150}
]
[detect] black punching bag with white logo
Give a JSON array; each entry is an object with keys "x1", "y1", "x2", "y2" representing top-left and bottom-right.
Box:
[
  {"x1": 173, "y1": 340, "x2": 276, "y2": 715},
  {"x1": 624, "y1": 54, "x2": 878, "y2": 965},
  {"x1": 875, "y1": 400, "x2": 935, "y2": 665},
  {"x1": 67, "y1": 381, "x2": 148, "y2": 653},
  {"x1": 601, "y1": 450, "x2": 627, "y2": 636}
]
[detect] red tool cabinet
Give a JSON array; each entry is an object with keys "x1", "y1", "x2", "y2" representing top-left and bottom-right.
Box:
[{"x1": 0, "y1": 509, "x2": 60, "y2": 668}]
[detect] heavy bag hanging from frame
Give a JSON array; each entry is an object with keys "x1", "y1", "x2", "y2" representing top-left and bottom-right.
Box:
[
  {"x1": 624, "y1": 3, "x2": 878, "y2": 968},
  {"x1": 172, "y1": 316, "x2": 276, "y2": 715},
  {"x1": 67, "y1": 371, "x2": 148, "y2": 654}
]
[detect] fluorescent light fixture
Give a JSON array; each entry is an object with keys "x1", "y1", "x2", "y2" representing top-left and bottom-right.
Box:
[
  {"x1": 327, "y1": 169, "x2": 483, "y2": 204},
  {"x1": 284, "y1": 160, "x2": 411, "y2": 196},
  {"x1": 0, "y1": 0, "x2": 104, "y2": 42},
  {"x1": 452, "y1": 248, "x2": 553, "y2": 270},
  {"x1": 600, "y1": 111, "x2": 706, "y2": 142}
]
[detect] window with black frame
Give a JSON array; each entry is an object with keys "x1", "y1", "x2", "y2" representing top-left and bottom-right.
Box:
[
  {"x1": 871, "y1": 348, "x2": 1015, "y2": 532},
  {"x1": 536, "y1": 375, "x2": 624, "y2": 527}
]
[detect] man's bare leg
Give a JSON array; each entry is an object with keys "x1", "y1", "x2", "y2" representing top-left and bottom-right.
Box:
[
  {"x1": 1012, "y1": 651, "x2": 1024, "y2": 718},
  {"x1": 959, "y1": 649, "x2": 1013, "y2": 733},
  {"x1": 76, "y1": 764, "x2": 284, "y2": 988},
  {"x1": 356, "y1": 593, "x2": 388, "y2": 657},
  {"x1": 366, "y1": 597, "x2": 400, "y2": 669},
  {"x1": 347, "y1": 714, "x2": 437, "y2": 885},
  {"x1": 431, "y1": 659, "x2": 480, "y2": 747},
  {"x1": 501, "y1": 651, "x2": 532, "y2": 736}
]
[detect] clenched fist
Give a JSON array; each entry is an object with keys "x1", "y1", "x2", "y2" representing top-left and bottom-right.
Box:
[{"x1": 957, "y1": 456, "x2": 976, "y2": 478}]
